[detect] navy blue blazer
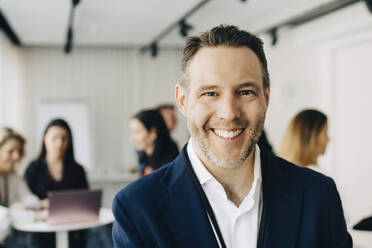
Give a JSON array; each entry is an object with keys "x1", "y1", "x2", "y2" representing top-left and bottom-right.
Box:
[{"x1": 112, "y1": 147, "x2": 352, "y2": 247}]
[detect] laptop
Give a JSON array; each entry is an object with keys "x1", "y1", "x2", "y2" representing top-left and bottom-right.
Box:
[{"x1": 47, "y1": 189, "x2": 102, "y2": 225}]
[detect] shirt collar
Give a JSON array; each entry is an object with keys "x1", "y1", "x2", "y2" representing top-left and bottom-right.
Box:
[
  {"x1": 187, "y1": 138, "x2": 262, "y2": 187},
  {"x1": 187, "y1": 138, "x2": 213, "y2": 185}
]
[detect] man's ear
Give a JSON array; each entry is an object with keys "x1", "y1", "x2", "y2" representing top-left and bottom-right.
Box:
[{"x1": 175, "y1": 84, "x2": 187, "y2": 117}]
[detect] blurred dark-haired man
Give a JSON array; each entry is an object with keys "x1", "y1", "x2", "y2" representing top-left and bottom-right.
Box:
[{"x1": 156, "y1": 104, "x2": 178, "y2": 133}]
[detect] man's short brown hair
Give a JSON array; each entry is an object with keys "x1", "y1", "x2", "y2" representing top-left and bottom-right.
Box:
[{"x1": 180, "y1": 25, "x2": 270, "y2": 91}]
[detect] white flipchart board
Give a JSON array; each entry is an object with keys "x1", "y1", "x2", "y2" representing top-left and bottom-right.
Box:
[{"x1": 37, "y1": 101, "x2": 92, "y2": 170}]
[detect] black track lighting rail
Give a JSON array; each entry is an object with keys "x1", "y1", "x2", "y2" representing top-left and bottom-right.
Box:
[
  {"x1": 0, "y1": 9, "x2": 21, "y2": 46},
  {"x1": 258, "y1": 0, "x2": 363, "y2": 45},
  {"x1": 64, "y1": 0, "x2": 81, "y2": 54},
  {"x1": 140, "y1": 0, "x2": 212, "y2": 56},
  {"x1": 1, "y1": 0, "x2": 370, "y2": 52},
  {"x1": 141, "y1": 0, "x2": 367, "y2": 56}
]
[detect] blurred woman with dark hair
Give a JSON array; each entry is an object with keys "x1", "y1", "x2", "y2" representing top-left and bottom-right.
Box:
[
  {"x1": 130, "y1": 109, "x2": 179, "y2": 176},
  {"x1": 24, "y1": 118, "x2": 88, "y2": 248},
  {"x1": 279, "y1": 109, "x2": 330, "y2": 173}
]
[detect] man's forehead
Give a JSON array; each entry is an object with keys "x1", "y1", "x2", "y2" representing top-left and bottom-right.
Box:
[
  {"x1": 186, "y1": 46, "x2": 264, "y2": 88},
  {"x1": 189, "y1": 46, "x2": 259, "y2": 63}
]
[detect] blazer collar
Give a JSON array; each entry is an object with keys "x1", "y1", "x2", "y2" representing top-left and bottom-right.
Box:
[
  {"x1": 157, "y1": 145, "x2": 303, "y2": 248},
  {"x1": 157, "y1": 154, "x2": 220, "y2": 247},
  {"x1": 260, "y1": 148, "x2": 303, "y2": 247}
]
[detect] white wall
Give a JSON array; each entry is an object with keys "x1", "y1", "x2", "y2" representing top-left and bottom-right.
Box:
[
  {"x1": 21, "y1": 47, "x2": 188, "y2": 174},
  {"x1": 0, "y1": 32, "x2": 31, "y2": 174},
  {"x1": 262, "y1": 2, "x2": 372, "y2": 152},
  {"x1": 262, "y1": 28, "x2": 324, "y2": 152},
  {"x1": 0, "y1": 32, "x2": 25, "y2": 131}
]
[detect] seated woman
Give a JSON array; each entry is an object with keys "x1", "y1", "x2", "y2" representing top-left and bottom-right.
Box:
[
  {"x1": 130, "y1": 109, "x2": 179, "y2": 176},
  {"x1": 279, "y1": 109, "x2": 330, "y2": 173},
  {"x1": 24, "y1": 119, "x2": 88, "y2": 248},
  {"x1": 0, "y1": 127, "x2": 45, "y2": 247}
]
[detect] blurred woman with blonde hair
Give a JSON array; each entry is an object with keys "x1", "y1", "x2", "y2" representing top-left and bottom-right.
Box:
[
  {"x1": 0, "y1": 127, "x2": 44, "y2": 247},
  {"x1": 279, "y1": 109, "x2": 330, "y2": 173}
]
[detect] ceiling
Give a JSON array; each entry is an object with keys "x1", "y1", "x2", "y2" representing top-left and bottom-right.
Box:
[{"x1": 1, "y1": 0, "x2": 337, "y2": 48}]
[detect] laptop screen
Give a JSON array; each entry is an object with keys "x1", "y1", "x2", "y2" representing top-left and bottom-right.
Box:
[{"x1": 47, "y1": 189, "x2": 102, "y2": 225}]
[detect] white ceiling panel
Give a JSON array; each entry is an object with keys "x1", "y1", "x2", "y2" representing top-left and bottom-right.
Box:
[
  {"x1": 0, "y1": 0, "x2": 70, "y2": 45},
  {"x1": 161, "y1": 0, "x2": 336, "y2": 46},
  {"x1": 73, "y1": 0, "x2": 200, "y2": 46},
  {"x1": 0, "y1": 0, "x2": 341, "y2": 47}
]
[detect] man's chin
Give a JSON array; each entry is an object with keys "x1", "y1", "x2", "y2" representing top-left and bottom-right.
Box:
[
  {"x1": 209, "y1": 142, "x2": 257, "y2": 169},
  {"x1": 206, "y1": 150, "x2": 248, "y2": 169}
]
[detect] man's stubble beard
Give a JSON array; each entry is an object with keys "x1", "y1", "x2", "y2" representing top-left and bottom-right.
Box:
[{"x1": 188, "y1": 117, "x2": 266, "y2": 169}]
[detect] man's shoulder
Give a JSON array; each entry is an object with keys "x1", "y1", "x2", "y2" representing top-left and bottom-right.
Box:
[
  {"x1": 114, "y1": 155, "x2": 185, "y2": 208},
  {"x1": 267, "y1": 152, "x2": 335, "y2": 190},
  {"x1": 266, "y1": 153, "x2": 339, "y2": 211}
]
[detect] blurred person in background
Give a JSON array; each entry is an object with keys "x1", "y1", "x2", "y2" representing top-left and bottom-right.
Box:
[
  {"x1": 130, "y1": 109, "x2": 179, "y2": 176},
  {"x1": 156, "y1": 104, "x2": 178, "y2": 133},
  {"x1": 0, "y1": 127, "x2": 45, "y2": 248},
  {"x1": 279, "y1": 109, "x2": 329, "y2": 174},
  {"x1": 24, "y1": 119, "x2": 88, "y2": 248}
]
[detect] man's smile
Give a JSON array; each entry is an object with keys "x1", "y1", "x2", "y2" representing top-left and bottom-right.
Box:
[{"x1": 210, "y1": 128, "x2": 245, "y2": 139}]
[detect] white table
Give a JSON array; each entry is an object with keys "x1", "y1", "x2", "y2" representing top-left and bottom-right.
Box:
[
  {"x1": 349, "y1": 229, "x2": 372, "y2": 248},
  {"x1": 12, "y1": 208, "x2": 114, "y2": 248}
]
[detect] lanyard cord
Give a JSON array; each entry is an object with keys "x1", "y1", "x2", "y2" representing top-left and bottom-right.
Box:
[
  {"x1": 181, "y1": 147, "x2": 227, "y2": 248},
  {"x1": 181, "y1": 145, "x2": 269, "y2": 248}
]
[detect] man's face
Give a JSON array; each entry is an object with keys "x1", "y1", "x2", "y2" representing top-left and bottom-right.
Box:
[{"x1": 176, "y1": 46, "x2": 269, "y2": 169}]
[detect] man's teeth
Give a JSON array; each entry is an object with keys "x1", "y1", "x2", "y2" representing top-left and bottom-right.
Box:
[{"x1": 213, "y1": 129, "x2": 243, "y2": 138}]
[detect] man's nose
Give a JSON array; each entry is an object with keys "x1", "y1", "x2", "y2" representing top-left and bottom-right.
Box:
[{"x1": 216, "y1": 94, "x2": 241, "y2": 121}]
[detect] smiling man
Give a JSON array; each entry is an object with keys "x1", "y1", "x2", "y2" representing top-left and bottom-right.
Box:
[{"x1": 112, "y1": 25, "x2": 352, "y2": 248}]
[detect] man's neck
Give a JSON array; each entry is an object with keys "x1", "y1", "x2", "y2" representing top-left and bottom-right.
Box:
[{"x1": 194, "y1": 144, "x2": 256, "y2": 207}]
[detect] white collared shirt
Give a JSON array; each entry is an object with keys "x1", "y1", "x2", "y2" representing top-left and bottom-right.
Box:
[{"x1": 187, "y1": 138, "x2": 262, "y2": 248}]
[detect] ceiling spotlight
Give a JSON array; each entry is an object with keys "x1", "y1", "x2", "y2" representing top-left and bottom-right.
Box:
[
  {"x1": 270, "y1": 28, "x2": 278, "y2": 46},
  {"x1": 364, "y1": 0, "x2": 372, "y2": 13},
  {"x1": 72, "y1": 0, "x2": 81, "y2": 7},
  {"x1": 151, "y1": 42, "x2": 158, "y2": 57},
  {"x1": 179, "y1": 20, "x2": 193, "y2": 37}
]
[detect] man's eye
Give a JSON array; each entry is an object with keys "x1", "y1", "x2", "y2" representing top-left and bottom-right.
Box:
[
  {"x1": 202, "y1": 92, "x2": 217, "y2": 97},
  {"x1": 239, "y1": 90, "x2": 255, "y2": 95}
]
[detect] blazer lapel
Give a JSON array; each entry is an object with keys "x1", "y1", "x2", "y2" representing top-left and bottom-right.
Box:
[
  {"x1": 260, "y1": 150, "x2": 303, "y2": 248},
  {"x1": 156, "y1": 148, "x2": 303, "y2": 248},
  {"x1": 157, "y1": 156, "x2": 220, "y2": 248}
]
